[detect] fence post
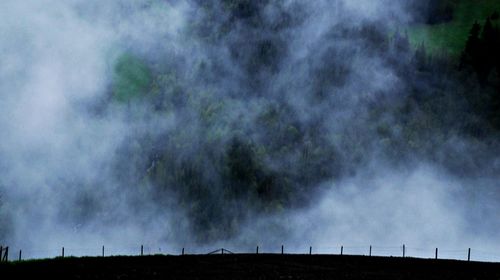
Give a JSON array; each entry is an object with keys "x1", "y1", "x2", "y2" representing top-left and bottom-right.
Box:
[
  {"x1": 403, "y1": 244, "x2": 405, "y2": 258},
  {"x1": 435, "y1": 248, "x2": 438, "y2": 259},
  {"x1": 182, "y1": 248, "x2": 185, "y2": 255},
  {"x1": 102, "y1": 246, "x2": 105, "y2": 257},
  {"x1": 369, "y1": 245, "x2": 372, "y2": 257},
  {"x1": 19, "y1": 250, "x2": 22, "y2": 262},
  {"x1": 256, "y1": 246, "x2": 259, "y2": 255},
  {"x1": 340, "y1": 246, "x2": 343, "y2": 256},
  {"x1": 4, "y1": 247, "x2": 7, "y2": 262},
  {"x1": 309, "y1": 246, "x2": 312, "y2": 255},
  {"x1": 468, "y1": 248, "x2": 471, "y2": 261},
  {"x1": 62, "y1": 247, "x2": 65, "y2": 258},
  {"x1": 141, "y1": 245, "x2": 144, "y2": 256},
  {"x1": 0, "y1": 246, "x2": 3, "y2": 262},
  {"x1": 281, "y1": 245, "x2": 284, "y2": 255},
  {"x1": 221, "y1": 248, "x2": 224, "y2": 255}
]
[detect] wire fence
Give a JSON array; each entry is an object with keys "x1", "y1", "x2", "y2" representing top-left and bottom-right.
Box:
[{"x1": 1, "y1": 244, "x2": 500, "y2": 263}]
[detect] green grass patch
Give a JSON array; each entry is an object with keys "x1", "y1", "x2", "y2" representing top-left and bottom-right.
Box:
[
  {"x1": 113, "y1": 53, "x2": 152, "y2": 102},
  {"x1": 408, "y1": 0, "x2": 500, "y2": 56}
]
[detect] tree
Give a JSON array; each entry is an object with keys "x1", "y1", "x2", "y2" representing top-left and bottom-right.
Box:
[
  {"x1": 393, "y1": 29, "x2": 410, "y2": 54},
  {"x1": 460, "y1": 21, "x2": 481, "y2": 72},
  {"x1": 479, "y1": 18, "x2": 496, "y2": 80},
  {"x1": 413, "y1": 42, "x2": 428, "y2": 72}
]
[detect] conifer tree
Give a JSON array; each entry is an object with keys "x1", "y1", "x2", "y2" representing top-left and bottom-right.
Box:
[
  {"x1": 413, "y1": 42, "x2": 427, "y2": 72},
  {"x1": 460, "y1": 21, "x2": 481, "y2": 71}
]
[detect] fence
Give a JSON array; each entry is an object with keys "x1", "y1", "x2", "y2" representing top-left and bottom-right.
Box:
[{"x1": 1, "y1": 244, "x2": 499, "y2": 263}]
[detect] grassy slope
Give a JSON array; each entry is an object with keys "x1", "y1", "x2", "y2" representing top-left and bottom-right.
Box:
[{"x1": 409, "y1": 0, "x2": 500, "y2": 56}]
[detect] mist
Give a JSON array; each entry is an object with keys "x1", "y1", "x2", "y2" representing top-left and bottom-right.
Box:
[{"x1": 0, "y1": 0, "x2": 499, "y2": 261}]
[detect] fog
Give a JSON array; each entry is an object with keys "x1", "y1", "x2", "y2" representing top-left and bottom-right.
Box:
[{"x1": 0, "y1": 0, "x2": 499, "y2": 262}]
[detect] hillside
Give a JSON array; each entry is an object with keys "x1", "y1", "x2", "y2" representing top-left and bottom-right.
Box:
[
  {"x1": 1, "y1": 254, "x2": 500, "y2": 280},
  {"x1": 409, "y1": 0, "x2": 500, "y2": 55}
]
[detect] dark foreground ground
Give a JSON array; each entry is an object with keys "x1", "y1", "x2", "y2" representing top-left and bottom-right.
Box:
[{"x1": 1, "y1": 254, "x2": 500, "y2": 279}]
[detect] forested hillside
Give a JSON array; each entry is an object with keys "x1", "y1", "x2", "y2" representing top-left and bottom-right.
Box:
[{"x1": 105, "y1": 0, "x2": 500, "y2": 242}]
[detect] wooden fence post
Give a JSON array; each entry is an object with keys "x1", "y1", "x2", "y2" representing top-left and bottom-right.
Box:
[
  {"x1": 468, "y1": 248, "x2": 471, "y2": 261},
  {"x1": 0, "y1": 246, "x2": 7, "y2": 262},
  {"x1": 256, "y1": 246, "x2": 259, "y2": 255},
  {"x1": 435, "y1": 248, "x2": 438, "y2": 259},
  {"x1": 182, "y1": 248, "x2": 185, "y2": 255},
  {"x1": 369, "y1": 245, "x2": 372, "y2": 257},
  {"x1": 62, "y1": 247, "x2": 65, "y2": 258},
  {"x1": 19, "y1": 250, "x2": 22, "y2": 262},
  {"x1": 102, "y1": 246, "x2": 105, "y2": 257},
  {"x1": 281, "y1": 245, "x2": 284, "y2": 255},
  {"x1": 340, "y1": 246, "x2": 343, "y2": 256},
  {"x1": 141, "y1": 245, "x2": 144, "y2": 256},
  {"x1": 403, "y1": 244, "x2": 405, "y2": 258},
  {"x1": 309, "y1": 246, "x2": 312, "y2": 255}
]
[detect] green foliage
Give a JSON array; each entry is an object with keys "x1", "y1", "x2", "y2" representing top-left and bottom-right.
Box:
[{"x1": 113, "y1": 53, "x2": 152, "y2": 102}]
